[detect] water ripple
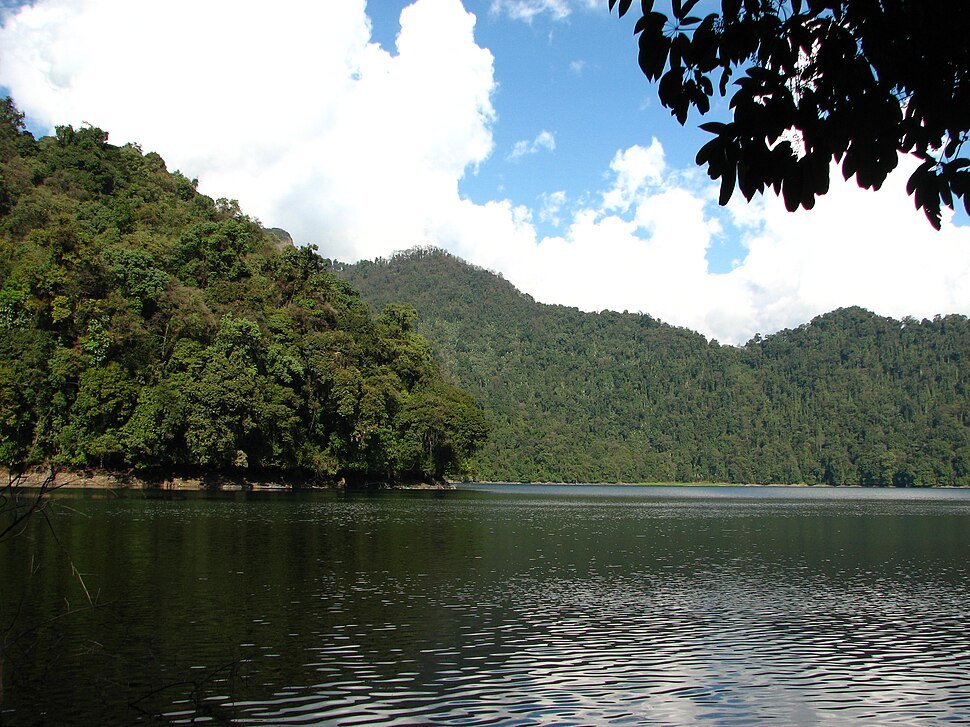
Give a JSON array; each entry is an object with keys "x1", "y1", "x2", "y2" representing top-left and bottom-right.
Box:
[{"x1": 4, "y1": 487, "x2": 969, "y2": 725}]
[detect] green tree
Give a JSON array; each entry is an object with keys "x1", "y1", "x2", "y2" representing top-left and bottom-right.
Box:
[{"x1": 393, "y1": 384, "x2": 488, "y2": 481}]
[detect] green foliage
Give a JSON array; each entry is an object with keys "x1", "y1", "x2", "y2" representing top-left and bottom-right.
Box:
[
  {"x1": 0, "y1": 100, "x2": 486, "y2": 484},
  {"x1": 101, "y1": 245, "x2": 170, "y2": 313},
  {"x1": 337, "y1": 247, "x2": 970, "y2": 486},
  {"x1": 393, "y1": 383, "x2": 489, "y2": 480}
]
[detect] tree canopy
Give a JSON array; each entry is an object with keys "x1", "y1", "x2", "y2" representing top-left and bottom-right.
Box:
[
  {"x1": 0, "y1": 100, "x2": 487, "y2": 485},
  {"x1": 338, "y1": 247, "x2": 970, "y2": 487},
  {"x1": 609, "y1": 0, "x2": 970, "y2": 228}
]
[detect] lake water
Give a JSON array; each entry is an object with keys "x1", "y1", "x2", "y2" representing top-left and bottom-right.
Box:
[{"x1": 2, "y1": 484, "x2": 969, "y2": 724}]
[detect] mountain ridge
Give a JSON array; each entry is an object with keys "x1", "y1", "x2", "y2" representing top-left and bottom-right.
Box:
[{"x1": 333, "y1": 246, "x2": 970, "y2": 485}]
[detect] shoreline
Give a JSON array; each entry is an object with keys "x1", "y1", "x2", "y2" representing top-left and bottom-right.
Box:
[
  {"x1": 476, "y1": 481, "x2": 970, "y2": 489},
  {"x1": 6, "y1": 469, "x2": 967, "y2": 491},
  {"x1": 482, "y1": 481, "x2": 860, "y2": 487},
  {"x1": 3, "y1": 467, "x2": 455, "y2": 492}
]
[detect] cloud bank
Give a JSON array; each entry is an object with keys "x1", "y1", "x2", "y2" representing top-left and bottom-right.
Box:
[
  {"x1": 0, "y1": 0, "x2": 496, "y2": 262},
  {"x1": 464, "y1": 145, "x2": 970, "y2": 345},
  {"x1": 1, "y1": 0, "x2": 968, "y2": 344}
]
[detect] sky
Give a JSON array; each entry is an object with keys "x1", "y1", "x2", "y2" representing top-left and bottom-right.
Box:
[{"x1": 0, "y1": 0, "x2": 968, "y2": 345}]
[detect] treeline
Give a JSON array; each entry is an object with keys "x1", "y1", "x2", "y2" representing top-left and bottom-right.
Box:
[
  {"x1": 0, "y1": 101, "x2": 486, "y2": 484},
  {"x1": 335, "y1": 247, "x2": 970, "y2": 486}
]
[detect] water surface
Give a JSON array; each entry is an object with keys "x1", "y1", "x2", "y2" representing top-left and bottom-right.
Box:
[{"x1": 2, "y1": 485, "x2": 969, "y2": 724}]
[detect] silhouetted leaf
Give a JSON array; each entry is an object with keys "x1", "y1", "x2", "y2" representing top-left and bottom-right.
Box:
[
  {"x1": 782, "y1": 171, "x2": 801, "y2": 212},
  {"x1": 696, "y1": 135, "x2": 722, "y2": 166},
  {"x1": 719, "y1": 160, "x2": 736, "y2": 205}
]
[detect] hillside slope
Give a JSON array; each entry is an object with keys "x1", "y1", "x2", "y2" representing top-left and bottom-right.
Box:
[
  {"x1": 0, "y1": 102, "x2": 485, "y2": 484},
  {"x1": 334, "y1": 247, "x2": 970, "y2": 485}
]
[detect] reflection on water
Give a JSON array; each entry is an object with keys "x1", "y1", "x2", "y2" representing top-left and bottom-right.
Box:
[{"x1": 1, "y1": 485, "x2": 969, "y2": 724}]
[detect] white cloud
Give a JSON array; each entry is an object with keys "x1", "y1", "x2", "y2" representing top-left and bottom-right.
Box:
[
  {"x1": 489, "y1": 0, "x2": 601, "y2": 21},
  {"x1": 719, "y1": 158, "x2": 970, "y2": 340},
  {"x1": 538, "y1": 190, "x2": 567, "y2": 225},
  {"x1": 0, "y1": 0, "x2": 496, "y2": 261},
  {"x1": 490, "y1": 0, "x2": 571, "y2": 21},
  {"x1": 602, "y1": 139, "x2": 666, "y2": 211},
  {"x1": 507, "y1": 130, "x2": 556, "y2": 161},
  {"x1": 439, "y1": 147, "x2": 970, "y2": 346},
  {"x1": 569, "y1": 59, "x2": 587, "y2": 75}
]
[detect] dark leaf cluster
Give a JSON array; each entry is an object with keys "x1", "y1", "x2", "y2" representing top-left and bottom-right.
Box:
[{"x1": 610, "y1": 0, "x2": 970, "y2": 227}]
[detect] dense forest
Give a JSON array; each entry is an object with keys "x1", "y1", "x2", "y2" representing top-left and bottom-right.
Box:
[
  {"x1": 2, "y1": 95, "x2": 967, "y2": 488},
  {"x1": 335, "y1": 248, "x2": 970, "y2": 486},
  {"x1": 0, "y1": 101, "x2": 486, "y2": 485}
]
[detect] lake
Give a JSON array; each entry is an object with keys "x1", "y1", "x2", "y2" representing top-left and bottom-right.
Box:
[{"x1": 2, "y1": 484, "x2": 969, "y2": 724}]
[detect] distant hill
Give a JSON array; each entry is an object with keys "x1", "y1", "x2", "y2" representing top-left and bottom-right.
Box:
[{"x1": 333, "y1": 247, "x2": 970, "y2": 485}]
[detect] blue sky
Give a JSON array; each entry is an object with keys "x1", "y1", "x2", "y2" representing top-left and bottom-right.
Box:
[
  {"x1": 1, "y1": 0, "x2": 968, "y2": 343},
  {"x1": 367, "y1": 0, "x2": 742, "y2": 267}
]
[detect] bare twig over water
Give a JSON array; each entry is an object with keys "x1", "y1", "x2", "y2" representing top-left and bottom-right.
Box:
[
  {"x1": 0, "y1": 467, "x2": 59, "y2": 543},
  {"x1": 0, "y1": 466, "x2": 94, "y2": 710}
]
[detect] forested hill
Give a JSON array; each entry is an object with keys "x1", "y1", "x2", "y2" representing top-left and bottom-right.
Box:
[
  {"x1": 0, "y1": 101, "x2": 486, "y2": 484},
  {"x1": 333, "y1": 247, "x2": 970, "y2": 486}
]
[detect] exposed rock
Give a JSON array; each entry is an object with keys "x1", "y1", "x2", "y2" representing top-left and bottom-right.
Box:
[{"x1": 264, "y1": 227, "x2": 294, "y2": 251}]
